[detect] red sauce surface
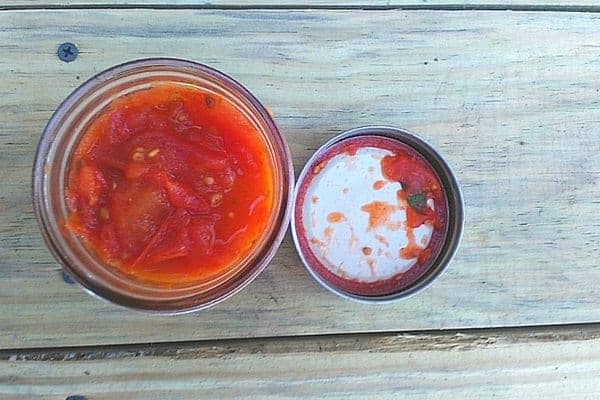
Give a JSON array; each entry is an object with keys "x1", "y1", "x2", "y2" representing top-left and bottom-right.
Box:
[
  {"x1": 65, "y1": 83, "x2": 274, "y2": 284},
  {"x1": 295, "y1": 135, "x2": 448, "y2": 296}
]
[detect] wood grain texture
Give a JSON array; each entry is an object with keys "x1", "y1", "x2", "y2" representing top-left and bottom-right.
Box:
[
  {"x1": 3, "y1": 326, "x2": 600, "y2": 399},
  {"x1": 1, "y1": 9, "x2": 599, "y2": 349},
  {"x1": 3, "y1": 1, "x2": 600, "y2": 8}
]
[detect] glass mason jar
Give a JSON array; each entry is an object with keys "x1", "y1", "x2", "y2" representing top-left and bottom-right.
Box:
[{"x1": 33, "y1": 58, "x2": 294, "y2": 313}]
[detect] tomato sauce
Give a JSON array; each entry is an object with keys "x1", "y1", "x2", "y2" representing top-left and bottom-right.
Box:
[{"x1": 65, "y1": 83, "x2": 274, "y2": 284}]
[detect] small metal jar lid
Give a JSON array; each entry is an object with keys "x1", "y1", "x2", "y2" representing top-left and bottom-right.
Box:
[{"x1": 291, "y1": 126, "x2": 464, "y2": 303}]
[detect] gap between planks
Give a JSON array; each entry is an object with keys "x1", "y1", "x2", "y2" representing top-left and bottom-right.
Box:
[
  {"x1": 2, "y1": 322, "x2": 600, "y2": 361},
  {"x1": 2, "y1": 4, "x2": 600, "y2": 12}
]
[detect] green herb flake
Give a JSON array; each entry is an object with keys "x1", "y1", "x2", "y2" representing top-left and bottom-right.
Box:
[{"x1": 407, "y1": 192, "x2": 427, "y2": 212}]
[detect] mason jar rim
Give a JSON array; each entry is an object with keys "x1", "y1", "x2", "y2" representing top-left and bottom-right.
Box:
[{"x1": 33, "y1": 58, "x2": 294, "y2": 314}]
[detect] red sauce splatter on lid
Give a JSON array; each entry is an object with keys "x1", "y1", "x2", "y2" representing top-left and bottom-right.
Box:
[
  {"x1": 373, "y1": 180, "x2": 386, "y2": 190},
  {"x1": 327, "y1": 212, "x2": 346, "y2": 223},
  {"x1": 360, "y1": 201, "x2": 396, "y2": 231}
]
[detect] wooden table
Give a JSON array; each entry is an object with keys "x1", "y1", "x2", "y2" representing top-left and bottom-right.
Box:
[{"x1": 1, "y1": 1, "x2": 600, "y2": 398}]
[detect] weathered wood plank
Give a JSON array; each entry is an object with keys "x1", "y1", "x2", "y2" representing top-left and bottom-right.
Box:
[
  {"x1": 1, "y1": 9, "x2": 599, "y2": 349},
  {"x1": 2, "y1": 1, "x2": 600, "y2": 8},
  {"x1": 3, "y1": 326, "x2": 600, "y2": 399}
]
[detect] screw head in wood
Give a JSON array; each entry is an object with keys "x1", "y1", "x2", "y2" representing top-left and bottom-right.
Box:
[{"x1": 58, "y1": 42, "x2": 78, "y2": 63}]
